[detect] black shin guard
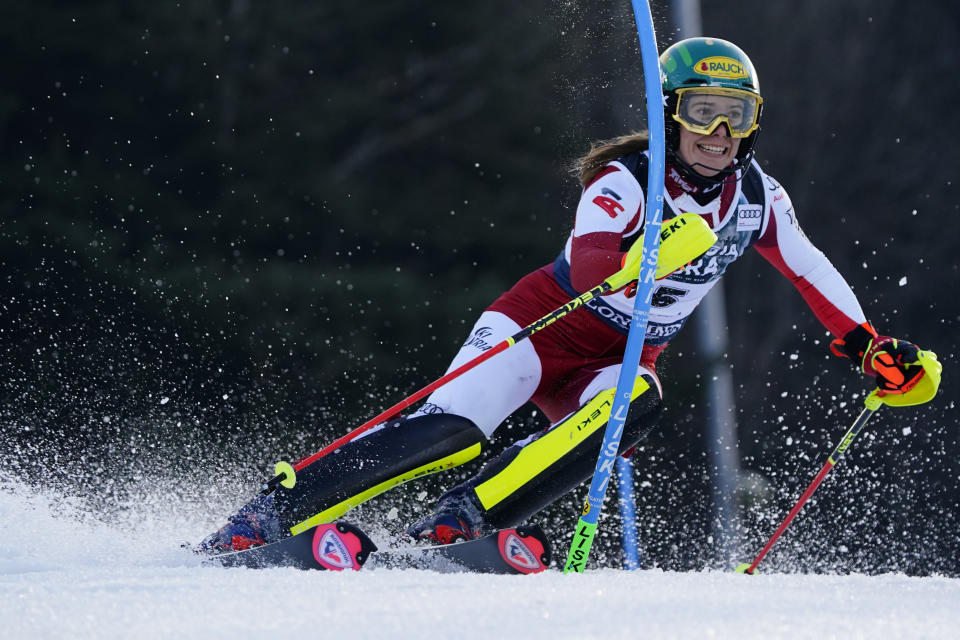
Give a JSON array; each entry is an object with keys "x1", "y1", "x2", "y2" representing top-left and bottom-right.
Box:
[
  {"x1": 273, "y1": 414, "x2": 485, "y2": 535},
  {"x1": 463, "y1": 376, "x2": 662, "y2": 530}
]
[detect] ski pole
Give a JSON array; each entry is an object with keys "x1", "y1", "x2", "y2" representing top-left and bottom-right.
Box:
[
  {"x1": 261, "y1": 263, "x2": 641, "y2": 494},
  {"x1": 563, "y1": 0, "x2": 664, "y2": 573},
  {"x1": 263, "y1": 214, "x2": 714, "y2": 493},
  {"x1": 735, "y1": 393, "x2": 883, "y2": 574}
]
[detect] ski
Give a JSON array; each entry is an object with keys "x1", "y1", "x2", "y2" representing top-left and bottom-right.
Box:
[
  {"x1": 367, "y1": 524, "x2": 552, "y2": 574},
  {"x1": 207, "y1": 521, "x2": 377, "y2": 571},
  {"x1": 205, "y1": 521, "x2": 552, "y2": 574}
]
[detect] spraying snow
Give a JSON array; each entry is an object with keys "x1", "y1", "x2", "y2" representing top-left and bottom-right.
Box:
[{"x1": 1, "y1": 480, "x2": 958, "y2": 640}]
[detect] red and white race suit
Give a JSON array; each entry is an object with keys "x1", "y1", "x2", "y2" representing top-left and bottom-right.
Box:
[{"x1": 414, "y1": 152, "x2": 866, "y2": 437}]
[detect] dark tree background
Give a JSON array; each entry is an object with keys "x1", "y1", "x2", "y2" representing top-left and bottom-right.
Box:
[{"x1": 1, "y1": 1, "x2": 957, "y2": 573}]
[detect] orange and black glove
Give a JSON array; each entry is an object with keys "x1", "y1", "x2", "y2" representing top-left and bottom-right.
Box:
[{"x1": 831, "y1": 323, "x2": 941, "y2": 406}]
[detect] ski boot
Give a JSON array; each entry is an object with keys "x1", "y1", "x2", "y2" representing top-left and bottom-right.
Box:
[
  {"x1": 406, "y1": 485, "x2": 489, "y2": 545},
  {"x1": 197, "y1": 492, "x2": 280, "y2": 554}
]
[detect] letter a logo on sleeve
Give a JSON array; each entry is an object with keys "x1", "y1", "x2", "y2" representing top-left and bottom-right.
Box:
[{"x1": 592, "y1": 195, "x2": 624, "y2": 218}]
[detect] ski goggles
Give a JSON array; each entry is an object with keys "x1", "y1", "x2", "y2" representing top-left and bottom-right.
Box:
[{"x1": 671, "y1": 87, "x2": 762, "y2": 138}]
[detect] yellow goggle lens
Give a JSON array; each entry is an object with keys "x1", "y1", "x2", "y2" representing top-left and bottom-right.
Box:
[{"x1": 673, "y1": 87, "x2": 762, "y2": 139}]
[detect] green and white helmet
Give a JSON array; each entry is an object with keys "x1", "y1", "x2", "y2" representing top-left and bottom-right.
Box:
[{"x1": 659, "y1": 37, "x2": 763, "y2": 178}]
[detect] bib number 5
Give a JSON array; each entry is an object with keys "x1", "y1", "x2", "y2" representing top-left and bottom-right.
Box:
[{"x1": 651, "y1": 285, "x2": 688, "y2": 308}]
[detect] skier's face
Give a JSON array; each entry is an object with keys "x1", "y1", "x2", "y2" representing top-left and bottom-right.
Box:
[{"x1": 677, "y1": 124, "x2": 741, "y2": 177}]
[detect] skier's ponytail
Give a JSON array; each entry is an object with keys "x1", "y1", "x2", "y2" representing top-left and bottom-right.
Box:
[{"x1": 572, "y1": 131, "x2": 649, "y2": 188}]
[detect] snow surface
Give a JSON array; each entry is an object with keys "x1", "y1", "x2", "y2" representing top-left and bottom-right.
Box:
[{"x1": 2, "y1": 480, "x2": 959, "y2": 640}]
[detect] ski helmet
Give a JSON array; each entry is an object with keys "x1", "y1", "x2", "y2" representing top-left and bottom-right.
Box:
[{"x1": 659, "y1": 37, "x2": 763, "y2": 181}]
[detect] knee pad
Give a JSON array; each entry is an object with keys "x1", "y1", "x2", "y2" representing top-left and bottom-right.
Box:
[
  {"x1": 273, "y1": 414, "x2": 485, "y2": 535},
  {"x1": 464, "y1": 375, "x2": 662, "y2": 529}
]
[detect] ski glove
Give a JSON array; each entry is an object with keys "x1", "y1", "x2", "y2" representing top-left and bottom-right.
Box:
[{"x1": 831, "y1": 323, "x2": 942, "y2": 406}]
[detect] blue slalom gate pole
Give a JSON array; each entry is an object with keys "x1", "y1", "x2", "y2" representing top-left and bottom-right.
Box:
[
  {"x1": 563, "y1": 0, "x2": 665, "y2": 573},
  {"x1": 616, "y1": 456, "x2": 640, "y2": 570}
]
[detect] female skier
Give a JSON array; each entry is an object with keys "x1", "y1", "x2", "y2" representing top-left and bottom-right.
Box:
[{"x1": 199, "y1": 37, "x2": 939, "y2": 553}]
